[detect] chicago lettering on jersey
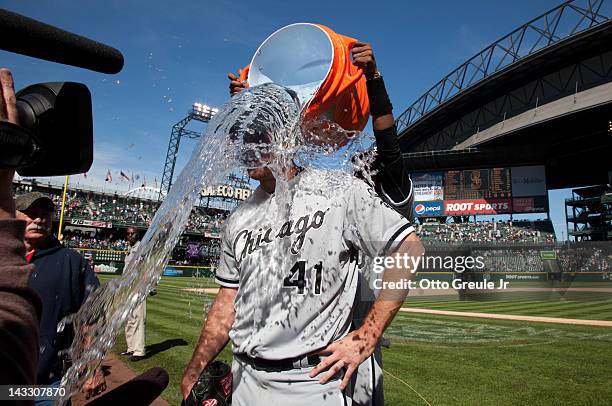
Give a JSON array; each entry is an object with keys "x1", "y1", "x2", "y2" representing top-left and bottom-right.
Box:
[{"x1": 233, "y1": 209, "x2": 327, "y2": 260}]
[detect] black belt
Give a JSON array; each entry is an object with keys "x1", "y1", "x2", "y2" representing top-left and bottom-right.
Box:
[{"x1": 235, "y1": 353, "x2": 321, "y2": 372}]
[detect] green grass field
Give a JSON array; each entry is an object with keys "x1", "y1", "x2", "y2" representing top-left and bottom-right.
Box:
[
  {"x1": 404, "y1": 288, "x2": 612, "y2": 321},
  {"x1": 98, "y1": 275, "x2": 612, "y2": 405}
]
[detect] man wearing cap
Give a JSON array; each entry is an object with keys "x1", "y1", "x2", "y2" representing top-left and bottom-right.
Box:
[{"x1": 16, "y1": 192, "x2": 104, "y2": 403}]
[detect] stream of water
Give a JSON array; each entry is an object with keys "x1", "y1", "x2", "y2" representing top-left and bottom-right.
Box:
[{"x1": 58, "y1": 82, "x2": 374, "y2": 403}]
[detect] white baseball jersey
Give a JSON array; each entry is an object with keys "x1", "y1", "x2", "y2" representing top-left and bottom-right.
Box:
[{"x1": 215, "y1": 168, "x2": 414, "y2": 360}]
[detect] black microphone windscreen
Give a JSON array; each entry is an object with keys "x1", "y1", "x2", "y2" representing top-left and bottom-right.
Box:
[{"x1": 0, "y1": 8, "x2": 124, "y2": 74}]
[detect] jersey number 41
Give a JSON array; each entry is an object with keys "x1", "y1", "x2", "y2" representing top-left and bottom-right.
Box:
[{"x1": 283, "y1": 260, "x2": 323, "y2": 295}]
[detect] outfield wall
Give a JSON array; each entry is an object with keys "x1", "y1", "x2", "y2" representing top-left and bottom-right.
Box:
[
  {"x1": 74, "y1": 248, "x2": 214, "y2": 277},
  {"x1": 77, "y1": 247, "x2": 611, "y2": 282}
]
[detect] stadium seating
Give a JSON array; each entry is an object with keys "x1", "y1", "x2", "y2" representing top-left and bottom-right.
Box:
[
  {"x1": 61, "y1": 229, "x2": 130, "y2": 250},
  {"x1": 14, "y1": 181, "x2": 227, "y2": 233},
  {"x1": 556, "y1": 244, "x2": 612, "y2": 272},
  {"x1": 19, "y1": 180, "x2": 611, "y2": 273},
  {"x1": 13, "y1": 180, "x2": 226, "y2": 265},
  {"x1": 473, "y1": 249, "x2": 544, "y2": 273},
  {"x1": 417, "y1": 220, "x2": 556, "y2": 243}
]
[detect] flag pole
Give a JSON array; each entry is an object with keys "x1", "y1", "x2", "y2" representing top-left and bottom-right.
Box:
[{"x1": 57, "y1": 175, "x2": 69, "y2": 241}]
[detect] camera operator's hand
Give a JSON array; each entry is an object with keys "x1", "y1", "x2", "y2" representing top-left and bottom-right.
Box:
[{"x1": 0, "y1": 68, "x2": 18, "y2": 220}]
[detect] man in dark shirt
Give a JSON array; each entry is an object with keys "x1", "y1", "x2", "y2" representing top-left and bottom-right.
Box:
[{"x1": 16, "y1": 192, "x2": 103, "y2": 403}]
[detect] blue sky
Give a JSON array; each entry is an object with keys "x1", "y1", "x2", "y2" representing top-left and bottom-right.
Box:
[{"x1": 0, "y1": 0, "x2": 593, "y2": 238}]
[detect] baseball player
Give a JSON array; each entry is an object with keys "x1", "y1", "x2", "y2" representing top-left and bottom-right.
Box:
[
  {"x1": 181, "y1": 84, "x2": 423, "y2": 405},
  {"x1": 226, "y1": 43, "x2": 413, "y2": 404}
]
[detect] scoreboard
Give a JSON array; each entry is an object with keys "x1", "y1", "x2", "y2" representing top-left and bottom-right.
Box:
[
  {"x1": 443, "y1": 168, "x2": 511, "y2": 200},
  {"x1": 411, "y1": 165, "x2": 547, "y2": 217}
]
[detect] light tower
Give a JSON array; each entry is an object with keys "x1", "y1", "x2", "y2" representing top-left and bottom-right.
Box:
[{"x1": 158, "y1": 103, "x2": 219, "y2": 200}]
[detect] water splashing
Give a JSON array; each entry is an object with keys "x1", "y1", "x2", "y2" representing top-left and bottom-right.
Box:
[{"x1": 58, "y1": 82, "x2": 377, "y2": 403}]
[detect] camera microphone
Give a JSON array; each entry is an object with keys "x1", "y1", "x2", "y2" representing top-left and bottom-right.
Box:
[{"x1": 0, "y1": 8, "x2": 124, "y2": 74}]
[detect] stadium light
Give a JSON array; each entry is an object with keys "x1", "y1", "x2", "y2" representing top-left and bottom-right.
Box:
[{"x1": 192, "y1": 102, "x2": 218, "y2": 121}]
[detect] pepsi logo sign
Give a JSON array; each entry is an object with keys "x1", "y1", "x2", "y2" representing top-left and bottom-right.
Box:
[
  {"x1": 413, "y1": 201, "x2": 443, "y2": 216},
  {"x1": 415, "y1": 204, "x2": 426, "y2": 214}
]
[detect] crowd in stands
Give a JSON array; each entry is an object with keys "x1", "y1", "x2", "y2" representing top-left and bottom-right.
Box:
[
  {"x1": 184, "y1": 208, "x2": 228, "y2": 234},
  {"x1": 417, "y1": 219, "x2": 556, "y2": 243},
  {"x1": 475, "y1": 249, "x2": 544, "y2": 273},
  {"x1": 172, "y1": 237, "x2": 221, "y2": 265},
  {"x1": 15, "y1": 181, "x2": 612, "y2": 274},
  {"x1": 61, "y1": 229, "x2": 130, "y2": 250},
  {"x1": 50, "y1": 191, "x2": 157, "y2": 226},
  {"x1": 13, "y1": 182, "x2": 229, "y2": 234},
  {"x1": 60, "y1": 228, "x2": 222, "y2": 266},
  {"x1": 556, "y1": 246, "x2": 612, "y2": 272},
  {"x1": 471, "y1": 245, "x2": 612, "y2": 273},
  {"x1": 12, "y1": 182, "x2": 229, "y2": 267}
]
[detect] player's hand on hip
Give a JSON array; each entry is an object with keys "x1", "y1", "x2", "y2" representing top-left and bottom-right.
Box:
[{"x1": 309, "y1": 329, "x2": 376, "y2": 390}]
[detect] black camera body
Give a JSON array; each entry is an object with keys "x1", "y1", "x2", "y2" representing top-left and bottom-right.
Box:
[
  {"x1": 0, "y1": 8, "x2": 125, "y2": 177},
  {"x1": 0, "y1": 81, "x2": 93, "y2": 176}
]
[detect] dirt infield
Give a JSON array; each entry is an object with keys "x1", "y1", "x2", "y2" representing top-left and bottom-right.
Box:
[
  {"x1": 184, "y1": 287, "x2": 221, "y2": 294},
  {"x1": 183, "y1": 286, "x2": 612, "y2": 327},
  {"x1": 71, "y1": 352, "x2": 169, "y2": 406},
  {"x1": 399, "y1": 307, "x2": 612, "y2": 327}
]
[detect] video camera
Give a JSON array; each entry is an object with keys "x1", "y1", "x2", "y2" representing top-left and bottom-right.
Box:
[{"x1": 0, "y1": 8, "x2": 124, "y2": 176}]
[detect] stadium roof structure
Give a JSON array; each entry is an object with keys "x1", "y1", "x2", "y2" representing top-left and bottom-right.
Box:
[
  {"x1": 125, "y1": 186, "x2": 162, "y2": 201},
  {"x1": 396, "y1": 0, "x2": 612, "y2": 190},
  {"x1": 570, "y1": 184, "x2": 611, "y2": 199}
]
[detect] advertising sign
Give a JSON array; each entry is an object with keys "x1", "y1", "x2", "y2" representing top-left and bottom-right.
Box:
[
  {"x1": 444, "y1": 199, "x2": 512, "y2": 215},
  {"x1": 162, "y1": 267, "x2": 184, "y2": 276},
  {"x1": 540, "y1": 251, "x2": 557, "y2": 260},
  {"x1": 512, "y1": 196, "x2": 548, "y2": 213},
  {"x1": 201, "y1": 185, "x2": 252, "y2": 200},
  {"x1": 70, "y1": 219, "x2": 113, "y2": 228},
  {"x1": 412, "y1": 201, "x2": 444, "y2": 217},
  {"x1": 412, "y1": 172, "x2": 444, "y2": 201},
  {"x1": 511, "y1": 166, "x2": 546, "y2": 197}
]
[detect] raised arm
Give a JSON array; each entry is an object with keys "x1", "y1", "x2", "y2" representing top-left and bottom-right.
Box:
[
  {"x1": 181, "y1": 286, "x2": 237, "y2": 399},
  {"x1": 352, "y1": 42, "x2": 412, "y2": 216}
]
